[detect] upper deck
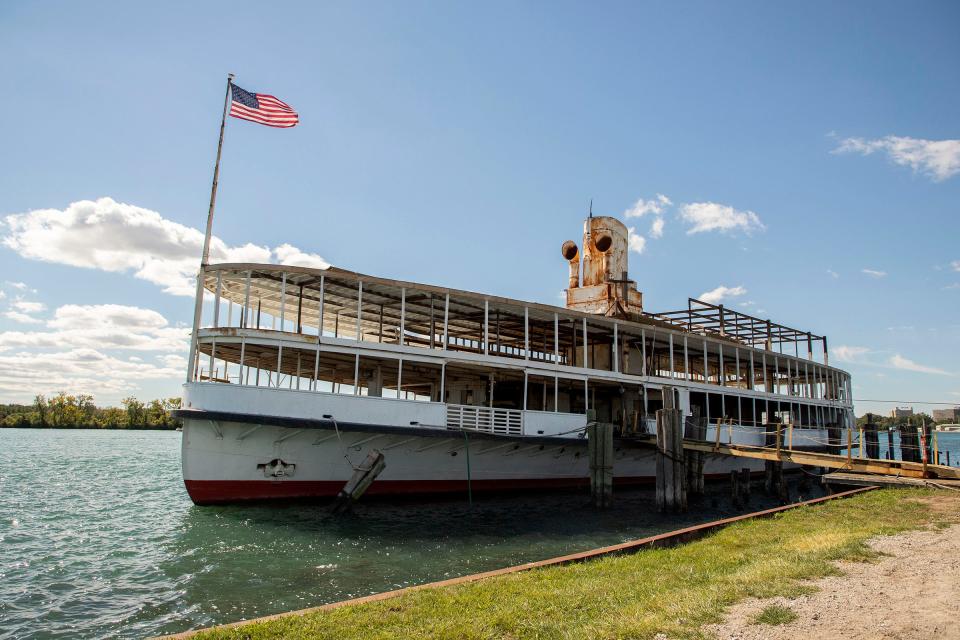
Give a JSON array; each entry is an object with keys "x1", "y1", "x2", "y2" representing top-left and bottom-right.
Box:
[{"x1": 186, "y1": 260, "x2": 853, "y2": 434}]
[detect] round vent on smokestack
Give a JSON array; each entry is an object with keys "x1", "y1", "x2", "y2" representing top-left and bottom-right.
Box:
[
  {"x1": 561, "y1": 240, "x2": 580, "y2": 288},
  {"x1": 594, "y1": 233, "x2": 612, "y2": 253}
]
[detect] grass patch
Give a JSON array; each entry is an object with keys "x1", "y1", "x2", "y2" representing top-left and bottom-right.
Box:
[
  {"x1": 190, "y1": 488, "x2": 949, "y2": 640},
  {"x1": 751, "y1": 604, "x2": 798, "y2": 626}
]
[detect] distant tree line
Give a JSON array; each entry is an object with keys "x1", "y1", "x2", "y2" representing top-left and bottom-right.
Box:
[{"x1": 0, "y1": 393, "x2": 182, "y2": 429}]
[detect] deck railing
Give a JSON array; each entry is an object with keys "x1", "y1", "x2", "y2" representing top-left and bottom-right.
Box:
[{"x1": 446, "y1": 404, "x2": 524, "y2": 436}]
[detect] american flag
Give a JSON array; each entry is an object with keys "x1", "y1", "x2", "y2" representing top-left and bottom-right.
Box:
[{"x1": 229, "y1": 84, "x2": 299, "y2": 128}]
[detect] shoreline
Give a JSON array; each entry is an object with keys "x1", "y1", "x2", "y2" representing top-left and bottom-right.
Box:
[{"x1": 156, "y1": 486, "x2": 880, "y2": 639}]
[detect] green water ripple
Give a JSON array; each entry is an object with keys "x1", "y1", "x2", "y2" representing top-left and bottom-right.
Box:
[{"x1": 5, "y1": 428, "x2": 952, "y2": 639}]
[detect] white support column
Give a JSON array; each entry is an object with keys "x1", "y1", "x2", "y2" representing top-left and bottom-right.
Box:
[
  {"x1": 356, "y1": 280, "x2": 363, "y2": 341},
  {"x1": 703, "y1": 339, "x2": 709, "y2": 384},
  {"x1": 397, "y1": 358, "x2": 403, "y2": 399},
  {"x1": 312, "y1": 341, "x2": 320, "y2": 392},
  {"x1": 553, "y1": 313, "x2": 559, "y2": 364},
  {"x1": 582, "y1": 317, "x2": 588, "y2": 369},
  {"x1": 353, "y1": 352, "x2": 360, "y2": 395},
  {"x1": 440, "y1": 362, "x2": 446, "y2": 403},
  {"x1": 483, "y1": 300, "x2": 489, "y2": 355},
  {"x1": 524, "y1": 307, "x2": 529, "y2": 360},
  {"x1": 275, "y1": 345, "x2": 283, "y2": 388},
  {"x1": 554, "y1": 374, "x2": 558, "y2": 413},
  {"x1": 683, "y1": 335, "x2": 689, "y2": 382},
  {"x1": 295, "y1": 353, "x2": 301, "y2": 390},
  {"x1": 719, "y1": 344, "x2": 725, "y2": 386},
  {"x1": 239, "y1": 337, "x2": 246, "y2": 385},
  {"x1": 442, "y1": 293, "x2": 449, "y2": 351},
  {"x1": 774, "y1": 357, "x2": 780, "y2": 395},
  {"x1": 399, "y1": 288, "x2": 406, "y2": 347},
  {"x1": 735, "y1": 348, "x2": 740, "y2": 390},
  {"x1": 213, "y1": 271, "x2": 223, "y2": 328},
  {"x1": 317, "y1": 275, "x2": 325, "y2": 337},
  {"x1": 279, "y1": 273, "x2": 286, "y2": 332},
  {"x1": 242, "y1": 270, "x2": 252, "y2": 329},
  {"x1": 762, "y1": 353, "x2": 768, "y2": 393},
  {"x1": 641, "y1": 329, "x2": 647, "y2": 376},
  {"x1": 208, "y1": 337, "x2": 216, "y2": 383},
  {"x1": 749, "y1": 350, "x2": 755, "y2": 392},
  {"x1": 584, "y1": 378, "x2": 589, "y2": 412},
  {"x1": 523, "y1": 370, "x2": 528, "y2": 410},
  {"x1": 669, "y1": 333, "x2": 675, "y2": 379},
  {"x1": 613, "y1": 322, "x2": 619, "y2": 373}
]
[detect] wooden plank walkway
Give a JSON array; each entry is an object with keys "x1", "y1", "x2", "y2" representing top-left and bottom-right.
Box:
[
  {"x1": 628, "y1": 434, "x2": 960, "y2": 480},
  {"x1": 822, "y1": 472, "x2": 960, "y2": 490}
]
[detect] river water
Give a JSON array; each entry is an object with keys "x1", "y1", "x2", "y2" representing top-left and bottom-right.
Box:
[{"x1": 1, "y1": 428, "x2": 955, "y2": 639}]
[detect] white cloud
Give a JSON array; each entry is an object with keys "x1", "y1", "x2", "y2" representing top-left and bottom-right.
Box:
[
  {"x1": 649, "y1": 217, "x2": 665, "y2": 239},
  {"x1": 0, "y1": 349, "x2": 183, "y2": 400},
  {"x1": 679, "y1": 202, "x2": 764, "y2": 235},
  {"x1": 832, "y1": 345, "x2": 870, "y2": 363},
  {"x1": 698, "y1": 285, "x2": 746, "y2": 305},
  {"x1": 951, "y1": 260, "x2": 960, "y2": 272},
  {"x1": 3, "y1": 311, "x2": 42, "y2": 324},
  {"x1": 12, "y1": 300, "x2": 45, "y2": 313},
  {"x1": 0, "y1": 291, "x2": 4, "y2": 300},
  {"x1": 47, "y1": 304, "x2": 167, "y2": 330},
  {"x1": 624, "y1": 194, "x2": 672, "y2": 218},
  {"x1": 6, "y1": 281, "x2": 29, "y2": 291},
  {"x1": 827, "y1": 269, "x2": 839, "y2": 279},
  {"x1": 834, "y1": 135, "x2": 960, "y2": 182},
  {"x1": 861, "y1": 268, "x2": 887, "y2": 278},
  {"x1": 273, "y1": 243, "x2": 330, "y2": 270},
  {"x1": 2, "y1": 197, "x2": 330, "y2": 296},
  {"x1": 889, "y1": 354, "x2": 951, "y2": 376},
  {"x1": 627, "y1": 227, "x2": 646, "y2": 254},
  {"x1": 0, "y1": 304, "x2": 188, "y2": 353}
]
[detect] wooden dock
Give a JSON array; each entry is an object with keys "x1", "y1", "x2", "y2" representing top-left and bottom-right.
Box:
[
  {"x1": 822, "y1": 472, "x2": 960, "y2": 490},
  {"x1": 629, "y1": 433, "x2": 960, "y2": 481}
]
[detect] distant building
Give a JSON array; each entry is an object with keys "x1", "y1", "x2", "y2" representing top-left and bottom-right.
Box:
[
  {"x1": 932, "y1": 407, "x2": 960, "y2": 423},
  {"x1": 890, "y1": 407, "x2": 914, "y2": 419}
]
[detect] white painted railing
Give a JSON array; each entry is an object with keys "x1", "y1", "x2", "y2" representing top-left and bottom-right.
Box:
[{"x1": 445, "y1": 404, "x2": 523, "y2": 436}]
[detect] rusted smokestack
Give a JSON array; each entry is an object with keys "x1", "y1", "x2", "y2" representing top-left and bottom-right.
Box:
[{"x1": 561, "y1": 240, "x2": 580, "y2": 288}]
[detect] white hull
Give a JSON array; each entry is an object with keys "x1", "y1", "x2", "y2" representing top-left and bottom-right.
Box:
[{"x1": 180, "y1": 383, "x2": 827, "y2": 504}]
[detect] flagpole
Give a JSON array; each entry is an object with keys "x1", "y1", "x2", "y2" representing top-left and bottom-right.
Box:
[
  {"x1": 201, "y1": 72, "x2": 234, "y2": 266},
  {"x1": 187, "y1": 73, "x2": 234, "y2": 383}
]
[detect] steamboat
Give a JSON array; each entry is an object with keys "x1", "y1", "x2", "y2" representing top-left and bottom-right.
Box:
[{"x1": 177, "y1": 215, "x2": 853, "y2": 504}]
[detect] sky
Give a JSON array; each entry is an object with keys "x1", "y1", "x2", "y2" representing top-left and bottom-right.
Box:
[{"x1": 1, "y1": 1, "x2": 958, "y2": 416}]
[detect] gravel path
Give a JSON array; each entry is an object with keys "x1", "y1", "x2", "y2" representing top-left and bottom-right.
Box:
[{"x1": 708, "y1": 516, "x2": 960, "y2": 639}]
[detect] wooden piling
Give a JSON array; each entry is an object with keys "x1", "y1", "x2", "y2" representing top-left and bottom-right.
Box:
[
  {"x1": 864, "y1": 415, "x2": 879, "y2": 460},
  {"x1": 886, "y1": 427, "x2": 895, "y2": 461},
  {"x1": 764, "y1": 417, "x2": 782, "y2": 495},
  {"x1": 777, "y1": 464, "x2": 789, "y2": 504},
  {"x1": 826, "y1": 422, "x2": 842, "y2": 455},
  {"x1": 739, "y1": 467, "x2": 751, "y2": 505},
  {"x1": 587, "y1": 411, "x2": 613, "y2": 509},
  {"x1": 730, "y1": 470, "x2": 742, "y2": 510},
  {"x1": 685, "y1": 416, "x2": 706, "y2": 496},
  {"x1": 656, "y1": 387, "x2": 686, "y2": 513}
]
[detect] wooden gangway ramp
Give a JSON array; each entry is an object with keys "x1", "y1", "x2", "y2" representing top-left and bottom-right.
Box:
[
  {"x1": 821, "y1": 472, "x2": 960, "y2": 489},
  {"x1": 629, "y1": 434, "x2": 960, "y2": 480}
]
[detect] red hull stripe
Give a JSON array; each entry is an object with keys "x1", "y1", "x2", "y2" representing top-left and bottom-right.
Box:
[{"x1": 183, "y1": 473, "x2": 752, "y2": 505}]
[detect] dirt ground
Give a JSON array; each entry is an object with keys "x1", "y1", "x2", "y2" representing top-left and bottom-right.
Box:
[{"x1": 708, "y1": 497, "x2": 960, "y2": 640}]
